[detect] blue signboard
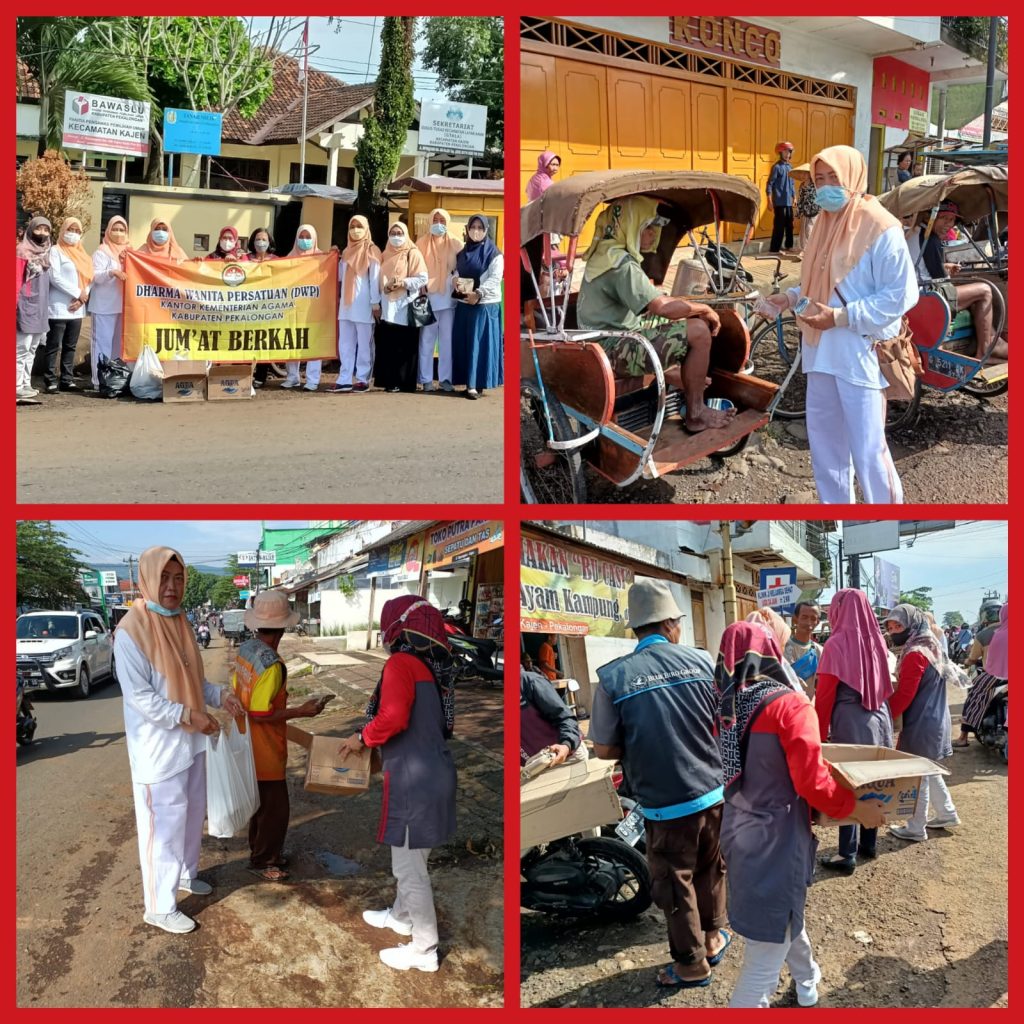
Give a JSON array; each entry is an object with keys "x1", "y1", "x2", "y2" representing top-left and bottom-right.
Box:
[
  {"x1": 163, "y1": 108, "x2": 223, "y2": 156},
  {"x1": 759, "y1": 566, "x2": 799, "y2": 615}
]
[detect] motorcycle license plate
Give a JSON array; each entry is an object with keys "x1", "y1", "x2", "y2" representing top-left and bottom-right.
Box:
[{"x1": 614, "y1": 807, "x2": 646, "y2": 847}]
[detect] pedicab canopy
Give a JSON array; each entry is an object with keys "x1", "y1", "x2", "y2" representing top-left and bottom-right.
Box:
[
  {"x1": 878, "y1": 164, "x2": 1008, "y2": 222},
  {"x1": 520, "y1": 169, "x2": 761, "y2": 243}
]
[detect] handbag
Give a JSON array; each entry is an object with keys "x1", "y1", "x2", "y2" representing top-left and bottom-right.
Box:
[
  {"x1": 835, "y1": 285, "x2": 922, "y2": 402},
  {"x1": 407, "y1": 293, "x2": 436, "y2": 328}
]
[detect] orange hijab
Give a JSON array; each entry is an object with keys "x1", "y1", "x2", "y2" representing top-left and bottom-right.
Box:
[
  {"x1": 380, "y1": 222, "x2": 427, "y2": 297},
  {"x1": 415, "y1": 208, "x2": 463, "y2": 294},
  {"x1": 117, "y1": 547, "x2": 206, "y2": 715},
  {"x1": 56, "y1": 217, "x2": 94, "y2": 290},
  {"x1": 98, "y1": 215, "x2": 131, "y2": 262},
  {"x1": 138, "y1": 218, "x2": 187, "y2": 261},
  {"x1": 800, "y1": 145, "x2": 901, "y2": 345},
  {"x1": 340, "y1": 215, "x2": 383, "y2": 306}
]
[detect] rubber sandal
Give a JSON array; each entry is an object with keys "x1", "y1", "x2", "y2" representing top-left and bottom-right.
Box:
[
  {"x1": 247, "y1": 865, "x2": 290, "y2": 882},
  {"x1": 707, "y1": 929, "x2": 732, "y2": 967},
  {"x1": 952, "y1": 738, "x2": 969, "y2": 748},
  {"x1": 655, "y1": 963, "x2": 712, "y2": 989}
]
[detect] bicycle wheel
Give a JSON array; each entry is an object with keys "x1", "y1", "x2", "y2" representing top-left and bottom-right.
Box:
[
  {"x1": 520, "y1": 379, "x2": 588, "y2": 504},
  {"x1": 884, "y1": 377, "x2": 922, "y2": 431},
  {"x1": 747, "y1": 314, "x2": 805, "y2": 419}
]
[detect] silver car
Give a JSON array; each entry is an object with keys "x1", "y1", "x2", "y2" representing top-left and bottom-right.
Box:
[{"x1": 15, "y1": 610, "x2": 115, "y2": 698}]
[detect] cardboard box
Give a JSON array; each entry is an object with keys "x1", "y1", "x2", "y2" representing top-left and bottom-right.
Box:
[
  {"x1": 207, "y1": 362, "x2": 254, "y2": 400},
  {"x1": 815, "y1": 743, "x2": 950, "y2": 827},
  {"x1": 520, "y1": 757, "x2": 621, "y2": 848},
  {"x1": 287, "y1": 723, "x2": 373, "y2": 795},
  {"x1": 162, "y1": 360, "x2": 207, "y2": 402}
]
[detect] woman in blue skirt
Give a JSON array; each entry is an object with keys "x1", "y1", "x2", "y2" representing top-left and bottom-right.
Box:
[{"x1": 452, "y1": 214, "x2": 504, "y2": 399}]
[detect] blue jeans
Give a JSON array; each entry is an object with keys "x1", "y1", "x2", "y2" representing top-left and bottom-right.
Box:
[{"x1": 838, "y1": 824, "x2": 877, "y2": 859}]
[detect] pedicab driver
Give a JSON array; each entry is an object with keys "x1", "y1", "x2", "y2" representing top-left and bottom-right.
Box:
[{"x1": 576, "y1": 195, "x2": 736, "y2": 432}]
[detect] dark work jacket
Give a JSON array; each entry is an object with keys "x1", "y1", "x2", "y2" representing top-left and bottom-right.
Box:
[{"x1": 520, "y1": 667, "x2": 580, "y2": 763}]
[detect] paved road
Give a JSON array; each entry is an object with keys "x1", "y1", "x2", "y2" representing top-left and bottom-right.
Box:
[
  {"x1": 17, "y1": 378, "x2": 504, "y2": 504},
  {"x1": 17, "y1": 636, "x2": 504, "y2": 1008}
]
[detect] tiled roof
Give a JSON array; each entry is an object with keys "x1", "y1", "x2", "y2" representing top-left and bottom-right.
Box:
[
  {"x1": 17, "y1": 59, "x2": 40, "y2": 100},
  {"x1": 222, "y1": 53, "x2": 375, "y2": 145}
]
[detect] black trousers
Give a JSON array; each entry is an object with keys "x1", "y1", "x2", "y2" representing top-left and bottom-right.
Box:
[
  {"x1": 44, "y1": 318, "x2": 82, "y2": 388},
  {"x1": 770, "y1": 206, "x2": 794, "y2": 252}
]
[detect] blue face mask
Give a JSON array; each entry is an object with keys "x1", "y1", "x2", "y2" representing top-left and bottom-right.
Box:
[
  {"x1": 297, "y1": 237, "x2": 313, "y2": 252},
  {"x1": 151, "y1": 230, "x2": 169, "y2": 245},
  {"x1": 430, "y1": 223, "x2": 447, "y2": 237},
  {"x1": 145, "y1": 600, "x2": 181, "y2": 617},
  {"x1": 815, "y1": 185, "x2": 849, "y2": 213}
]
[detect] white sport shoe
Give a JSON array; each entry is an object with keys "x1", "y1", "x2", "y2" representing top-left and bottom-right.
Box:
[
  {"x1": 144, "y1": 910, "x2": 196, "y2": 933},
  {"x1": 178, "y1": 878, "x2": 213, "y2": 895},
  {"x1": 16, "y1": 387, "x2": 38, "y2": 398},
  {"x1": 362, "y1": 907, "x2": 413, "y2": 936},
  {"x1": 889, "y1": 824, "x2": 928, "y2": 842},
  {"x1": 796, "y1": 964, "x2": 822, "y2": 1007},
  {"x1": 926, "y1": 814, "x2": 962, "y2": 829},
  {"x1": 379, "y1": 943, "x2": 438, "y2": 973}
]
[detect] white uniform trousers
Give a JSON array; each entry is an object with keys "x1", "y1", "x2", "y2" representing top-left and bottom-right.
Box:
[
  {"x1": 417, "y1": 307, "x2": 455, "y2": 385},
  {"x1": 16, "y1": 332, "x2": 46, "y2": 391},
  {"x1": 390, "y1": 830, "x2": 439, "y2": 955},
  {"x1": 805, "y1": 371, "x2": 903, "y2": 504},
  {"x1": 338, "y1": 321, "x2": 374, "y2": 386},
  {"x1": 131, "y1": 753, "x2": 207, "y2": 914},
  {"x1": 730, "y1": 925, "x2": 820, "y2": 1008},
  {"x1": 90, "y1": 312, "x2": 122, "y2": 387},
  {"x1": 906, "y1": 774, "x2": 958, "y2": 836},
  {"x1": 286, "y1": 360, "x2": 322, "y2": 387}
]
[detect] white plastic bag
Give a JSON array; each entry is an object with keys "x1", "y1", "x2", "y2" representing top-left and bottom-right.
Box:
[
  {"x1": 205, "y1": 718, "x2": 260, "y2": 838},
  {"x1": 129, "y1": 344, "x2": 164, "y2": 401}
]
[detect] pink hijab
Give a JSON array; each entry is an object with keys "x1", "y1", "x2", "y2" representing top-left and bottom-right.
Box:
[
  {"x1": 984, "y1": 603, "x2": 1008, "y2": 679},
  {"x1": 526, "y1": 150, "x2": 560, "y2": 201},
  {"x1": 818, "y1": 589, "x2": 894, "y2": 711}
]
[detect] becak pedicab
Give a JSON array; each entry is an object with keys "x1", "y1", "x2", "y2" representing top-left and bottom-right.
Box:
[
  {"x1": 876, "y1": 164, "x2": 1008, "y2": 425},
  {"x1": 520, "y1": 169, "x2": 778, "y2": 504}
]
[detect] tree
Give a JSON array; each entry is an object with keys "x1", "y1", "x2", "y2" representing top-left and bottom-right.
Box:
[
  {"x1": 353, "y1": 17, "x2": 416, "y2": 224},
  {"x1": 420, "y1": 17, "x2": 504, "y2": 161},
  {"x1": 210, "y1": 554, "x2": 243, "y2": 610},
  {"x1": 898, "y1": 587, "x2": 933, "y2": 612},
  {"x1": 942, "y1": 611, "x2": 965, "y2": 628},
  {"x1": 16, "y1": 150, "x2": 95, "y2": 231},
  {"x1": 942, "y1": 17, "x2": 1007, "y2": 71},
  {"x1": 17, "y1": 521, "x2": 89, "y2": 610},
  {"x1": 183, "y1": 566, "x2": 215, "y2": 611}
]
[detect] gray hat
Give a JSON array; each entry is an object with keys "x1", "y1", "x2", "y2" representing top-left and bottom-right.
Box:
[{"x1": 627, "y1": 578, "x2": 683, "y2": 630}]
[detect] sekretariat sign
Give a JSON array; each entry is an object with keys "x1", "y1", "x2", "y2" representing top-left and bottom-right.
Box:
[{"x1": 668, "y1": 17, "x2": 781, "y2": 69}]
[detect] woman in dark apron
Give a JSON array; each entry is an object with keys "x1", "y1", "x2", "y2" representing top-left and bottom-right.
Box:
[
  {"x1": 714, "y1": 621, "x2": 885, "y2": 1007},
  {"x1": 338, "y1": 596, "x2": 457, "y2": 973},
  {"x1": 884, "y1": 604, "x2": 959, "y2": 841},
  {"x1": 814, "y1": 589, "x2": 895, "y2": 873}
]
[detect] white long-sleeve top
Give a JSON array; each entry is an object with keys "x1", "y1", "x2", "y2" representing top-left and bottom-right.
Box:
[
  {"x1": 380, "y1": 267, "x2": 429, "y2": 325},
  {"x1": 88, "y1": 248, "x2": 125, "y2": 315},
  {"x1": 114, "y1": 629, "x2": 226, "y2": 785},
  {"x1": 47, "y1": 246, "x2": 88, "y2": 320},
  {"x1": 338, "y1": 259, "x2": 382, "y2": 323},
  {"x1": 787, "y1": 224, "x2": 918, "y2": 389},
  {"x1": 476, "y1": 253, "x2": 504, "y2": 305}
]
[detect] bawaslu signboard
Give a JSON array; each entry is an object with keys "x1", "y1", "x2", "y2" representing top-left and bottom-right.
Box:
[
  {"x1": 122, "y1": 252, "x2": 339, "y2": 362},
  {"x1": 62, "y1": 90, "x2": 151, "y2": 157},
  {"x1": 521, "y1": 536, "x2": 634, "y2": 637}
]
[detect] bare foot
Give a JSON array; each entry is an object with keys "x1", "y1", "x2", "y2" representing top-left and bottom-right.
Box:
[{"x1": 685, "y1": 404, "x2": 737, "y2": 432}]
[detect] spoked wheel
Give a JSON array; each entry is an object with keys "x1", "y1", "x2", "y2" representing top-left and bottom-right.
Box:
[
  {"x1": 884, "y1": 377, "x2": 923, "y2": 432},
  {"x1": 747, "y1": 314, "x2": 805, "y2": 418},
  {"x1": 961, "y1": 375, "x2": 1008, "y2": 399},
  {"x1": 960, "y1": 278, "x2": 1007, "y2": 398},
  {"x1": 520, "y1": 379, "x2": 588, "y2": 504},
  {"x1": 574, "y1": 837, "x2": 652, "y2": 921}
]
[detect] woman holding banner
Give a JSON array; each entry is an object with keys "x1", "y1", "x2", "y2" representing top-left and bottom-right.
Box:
[
  {"x1": 283, "y1": 224, "x2": 324, "y2": 393},
  {"x1": 138, "y1": 219, "x2": 187, "y2": 262},
  {"x1": 204, "y1": 226, "x2": 248, "y2": 262},
  {"x1": 375, "y1": 222, "x2": 428, "y2": 394},
  {"x1": 89, "y1": 215, "x2": 131, "y2": 389},
  {"x1": 330, "y1": 215, "x2": 382, "y2": 394},
  {"x1": 247, "y1": 228, "x2": 278, "y2": 390}
]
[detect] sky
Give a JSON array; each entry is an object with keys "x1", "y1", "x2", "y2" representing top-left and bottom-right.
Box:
[{"x1": 247, "y1": 16, "x2": 448, "y2": 102}]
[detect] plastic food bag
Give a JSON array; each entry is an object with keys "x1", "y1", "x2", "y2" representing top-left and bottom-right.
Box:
[
  {"x1": 206, "y1": 718, "x2": 260, "y2": 838},
  {"x1": 129, "y1": 344, "x2": 164, "y2": 401},
  {"x1": 97, "y1": 356, "x2": 132, "y2": 399}
]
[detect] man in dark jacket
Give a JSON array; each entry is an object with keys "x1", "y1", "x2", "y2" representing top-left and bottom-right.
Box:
[
  {"x1": 590, "y1": 579, "x2": 728, "y2": 989},
  {"x1": 520, "y1": 666, "x2": 582, "y2": 766}
]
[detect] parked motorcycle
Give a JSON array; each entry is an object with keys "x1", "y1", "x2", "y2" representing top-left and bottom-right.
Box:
[
  {"x1": 197, "y1": 625, "x2": 211, "y2": 649},
  {"x1": 17, "y1": 679, "x2": 37, "y2": 747},
  {"x1": 976, "y1": 683, "x2": 1008, "y2": 762},
  {"x1": 446, "y1": 630, "x2": 504, "y2": 686}
]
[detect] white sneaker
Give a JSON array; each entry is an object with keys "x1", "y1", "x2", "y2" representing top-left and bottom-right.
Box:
[
  {"x1": 379, "y1": 943, "x2": 438, "y2": 973},
  {"x1": 178, "y1": 878, "x2": 213, "y2": 895},
  {"x1": 889, "y1": 824, "x2": 928, "y2": 842},
  {"x1": 926, "y1": 815, "x2": 962, "y2": 829},
  {"x1": 16, "y1": 387, "x2": 38, "y2": 398},
  {"x1": 363, "y1": 907, "x2": 413, "y2": 936},
  {"x1": 796, "y1": 964, "x2": 822, "y2": 1007},
  {"x1": 144, "y1": 910, "x2": 196, "y2": 933},
  {"x1": 281, "y1": 380, "x2": 301, "y2": 389}
]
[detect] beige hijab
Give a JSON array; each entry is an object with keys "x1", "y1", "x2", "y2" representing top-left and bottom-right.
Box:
[
  {"x1": 340, "y1": 215, "x2": 382, "y2": 306},
  {"x1": 56, "y1": 217, "x2": 94, "y2": 290},
  {"x1": 800, "y1": 145, "x2": 901, "y2": 344},
  {"x1": 98, "y1": 215, "x2": 131, "y2": 262},
  {"x1": 117, "y1": 547, "x2": 206, "y2": 717},
  {"x1": 137, "y1": 218, "x2": 187, "y2": 261},
  {"x1": 745, "y1": 608, "x2": 792, "y2": 651},
  {"x1": 415, "y1": 208, "x2": 463, "y2": 294},
  {"x1": 286, "y1": 223, "x2": 322, "y2": 258},
  {"x1": 380, "y1": 221, "x2": 427, "y2": 297}
]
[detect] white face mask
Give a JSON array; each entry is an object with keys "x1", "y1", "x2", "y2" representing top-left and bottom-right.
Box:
[
  {"x1": 254, "y1": 239, "x2": 270, "y2": 252},
  {"x1": 389, "y1": 235, "x2": 404, "y2": 247},
  {"x1": 219, "y1": 237, "x2": 235, "y2": 251},
  {"x1": 430, "y1": 223, "x2": 447, "y2": 237},
  {"x1": 63, "y1": 232, "x2": 81, "y2": 246}
]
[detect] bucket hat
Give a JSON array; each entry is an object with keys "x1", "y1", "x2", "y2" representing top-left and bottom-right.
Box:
[
  {"x1": 244, "y1": 590, "x2": 299, "y2": 630},
  {"x1": 627, "y1": 578, "x2": 683, "y2": 630}
]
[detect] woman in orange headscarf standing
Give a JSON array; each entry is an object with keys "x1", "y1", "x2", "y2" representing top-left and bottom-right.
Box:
[
  {"x1": 89, "y1": 216, "x2": 131, "y2": 388},
  {"x1": 330, "y1": 215, "x2": 382, "y2": 393},
  {"x1": 415, "y1": 208, "x2": 462, "y2": 392},
  {"x1": 375, "y1": 221, "x2": 428, "y2": 393},
  {"x1": 757, "y1": 146, "x2": 918, "y2": 504},
  {"x1": 137, "y1": 218, "x2": 188, "y2": 262},
  {"x1": 43, "y1": 217, "x2": 93, "y2": 393},
  {"x1": 114, "y1": 546, "x2": 243, "y2": 934}
]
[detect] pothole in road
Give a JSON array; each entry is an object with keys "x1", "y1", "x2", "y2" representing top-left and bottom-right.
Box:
[{"x1": 316, "y1": 850, "x2": 363, "y2": 877}]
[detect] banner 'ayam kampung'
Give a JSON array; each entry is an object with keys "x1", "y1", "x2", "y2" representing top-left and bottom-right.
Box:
[{"x1": 122, "y1": 251, "x2": 340, "y2": 362}]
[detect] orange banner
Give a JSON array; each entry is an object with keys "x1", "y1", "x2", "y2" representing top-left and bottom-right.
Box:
[{"x1": 122, "y1": 250, "x2": 339, "y2": 362}]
